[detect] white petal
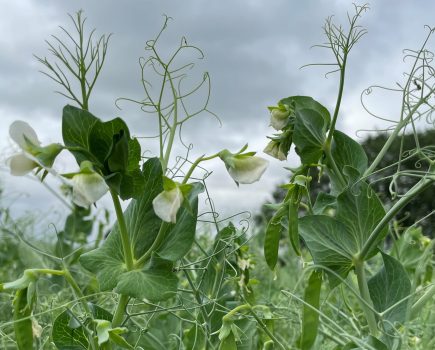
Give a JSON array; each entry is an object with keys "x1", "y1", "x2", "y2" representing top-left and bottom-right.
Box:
[
  {"x1": 152, "y1": 187, "x2": 183, "y2": 223},
  {"x1": 270, "y1": 109, "x2": 289, "y2": 131},
  {"x1": 229, "y1": 156, "x2": 269, "y2": 184},
  {"x1": 9, "y1": 120, "x2": 40, "y2": 150},
  {"x1": 71, "y1": 173, "x2": 109, "y2": 207},
  {"x1": 7, "y1": 153, "x2": 38, "y2": 176}
]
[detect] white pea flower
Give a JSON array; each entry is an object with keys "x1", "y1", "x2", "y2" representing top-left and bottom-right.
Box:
[
  {"x1": 219, "y1": 148, "x2": 269, "y2": 185},
  {"x1": 7, "y1": 153, "x2": 39, "y2": 176},
  {"x1": 269, "y1": 105, "x2": 290, "y2": 131},
  {"x1": 263, "y1": 140, "x2": 287, "y2": 161},
  {"x1": 7, "y1": 120, "x2": 62, "y2": 176},
  {"x1": 8, "y1": 121, "x2": 41, "y2": 175},
  {"x1": 70, "y1": 161, "x2": 109, "y2": 207},
  {"x1": 152, "y1": 186, "x2": 183, "y2": 223}
]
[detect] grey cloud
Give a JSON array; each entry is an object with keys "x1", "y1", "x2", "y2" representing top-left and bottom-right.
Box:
[{"x1": 1, "y1": 0, "x2": 435, "y2": 220}]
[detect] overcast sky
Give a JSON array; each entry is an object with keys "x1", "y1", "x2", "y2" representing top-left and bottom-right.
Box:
[{"x1": 1, "y1": 0, "x2": 434, "y2": 228}]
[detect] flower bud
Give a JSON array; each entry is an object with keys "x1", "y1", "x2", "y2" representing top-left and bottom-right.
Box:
[
  {"x1": 269, "y1": 105, "x2": 290, "y2": 131},
  {"x1": 263, "y1": 140, "x2": 287, "y2": 161}
]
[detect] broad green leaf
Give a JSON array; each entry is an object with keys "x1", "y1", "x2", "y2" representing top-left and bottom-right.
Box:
[
  {"x1": 336, "y1": 182, "x2": 387, "y2": 259},
  {"x1": 312, "y1": 193, "x2": 336, "y2": 215},
  {"x1": 368, "y1": 253, "x2": 411, "y2": 327},
  {"x1": 52, "y1": 304, "x2": 112, "y2": 350},
  {"x1": 88, "y1": 117, "x2": 131, "y2": 165},
  {"x1": 80, "y1": 158, "x2": 202, "y2": 300},
  {"x1": 62, "y1": 105, "x2": 98, "y2": 165},
  {"x1": 264, "y1": 206, "x2": 286, "y2": 270},
  {"x1": 298, "y1": 215, "x2": 355, "y2": 287},
  {"x1": 80, "y1": 158, "x2": 163, "y2": 291},
  {"x1": 329, "y1": 130, "x2": 368, "y2": 192},
  {"x1": 279, "y1": 96, "x2": 331, "y2": 127},
  {"x1": 13, "y1": 288, "x2": 33, "y2": 350},
  {"x1": 52, "y1": 310, "x2": 89, "y2": 350},
  {"x1": 293, "y1": 108, "x2": 327, "y2": 165},
  {"x1": 298, "y1": 270, "x2": 322, "y2": 350},
  {"x1": 114, "y1": 254, "x2": 178, "y2": 301},
  {"x1": 219, "y1": 332, "x2": 237, "y2": 350},
  {"x1": 300, "y1": 181, "x2": 386, "y2": 286},
  {"x1": 331, "y1": 130, "x2": 368, "y2": 176}
]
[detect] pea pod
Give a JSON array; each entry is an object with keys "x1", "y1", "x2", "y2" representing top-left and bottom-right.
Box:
[
  {"x1": 288, "y1": 185, "x2": 301, "y2": 256},
  {"x1": 264, "y1": 206, "x2": 287, "y2": 270},
  {"x1": 13, "y1": 288, "x2": 33, "y2": 350}
]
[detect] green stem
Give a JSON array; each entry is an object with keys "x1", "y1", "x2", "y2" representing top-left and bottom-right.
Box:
[
  {"x1": 135, "y1": 222, "x2": 170, "y2": 267},
  {"x1": 363, "y1": 92, "x2": 433, "y2": 177},
  {"x1": 358, "y1": 163, "x2": 435, "y2": 260},
  {"x1": 325, "y1": 56, "x2": 347, "y2": 149},
  {"x1": 110, "y1": 190, "x2": 134, "y2": 270},
  {"x1": 162, "y1": 73, "x2": 178, "y2": 172},
  {"x1": 249, "y1": 307, "x2": 286, "y2": 350},
  {"x1": 112, "y1": 295, "x2": 130, "y2": 327},
  {"x1": 411, "y1": 284, "x2": 435, "y2": 318},
  {"x1": 354, "y1": 259, "x2": 378, "y2": 336},
  {"x1": 110, "y1": 191, "x2": 135, "y2": 327},
  {"x1": 182, "y1": 153, "x2": 220, "y2": 184}
]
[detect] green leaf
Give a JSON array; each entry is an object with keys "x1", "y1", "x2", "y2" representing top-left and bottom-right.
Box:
[
  {"x1": 298, "y1": 215, "x2": 355, "y2": 287},
  {"x1": 368, "y1": 252, "x2": 411, "y2": 327},
  {"x1": 52, "y1": 304, "x2": 112, "y2": 350},
  {"x1": 219, "y1": 332, "x2": 237, "y2": 350},
  {"x1": 300, "y1": 182, "x2": 386, "y2": 286},
  {"x1": 80, "y1": 158, "x2": 163, "y2": 291},
  {"x1": 331, "y1": 130, "x2": 368, "y2": 176},
  {"x1": 114, "y1": 254, "x2": 178, "y2": 301},
  {"x1": 293, "y1": 108, "x2": 327, "y2": 165},
  {"x1": 329, "y1": 130, "x2": 368, "y2": 192},
  {"x1": 62, "y1": 105, "x2": 99, "y2": 165},
  {"x1": 89, "y1": 117, "x2": 130, "y2": 166},
  {"x1": 52, "y1": 310, "x2": 89, "y2": 350},
  {"x1": 298, "y1": 270, "x2": 322, "y2": 350},
  {"x1": 80, "y1": 158, "x2": 202, "y2": 300},
  {"x1": 13, "y1": 288, "x2": 33, "y2": 350},
  {"x1": 279, "y1": 95, "x2": 331, "y2": 127},
  {"x1": 336, "y1": 182, "x2": 387, "y2": 259},
  {"x1": 264, "y1": 206, "x2": 286, "y2": 270},
  {"x1": 312, "y1": 193, "x2": 336, "y2": 215}
]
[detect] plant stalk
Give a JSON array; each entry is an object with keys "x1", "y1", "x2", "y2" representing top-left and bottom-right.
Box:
[{"x1": 354, "y1": 259, "x2": 378, "y2": 336}]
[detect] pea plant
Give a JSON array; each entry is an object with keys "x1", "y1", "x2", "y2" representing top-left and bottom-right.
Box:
[
  {"x1": 1, "y1": 4, "x2": 435, "y2": 350},
  {"x1": 0, "y1": 11, "x2": 271, "y2": 350},
  {"x1": 262, "y1": 4, "x2": 435, "y2": 350}
]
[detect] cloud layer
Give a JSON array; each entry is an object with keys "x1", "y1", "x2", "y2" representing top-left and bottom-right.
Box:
[{"x1": 1, "y1": 0, "x2": 434, "y2": 222}]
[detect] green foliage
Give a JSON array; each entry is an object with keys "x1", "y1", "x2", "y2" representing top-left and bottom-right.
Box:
[{"x1": 2, "y1": 4, "x2": 435, "y2": 350}]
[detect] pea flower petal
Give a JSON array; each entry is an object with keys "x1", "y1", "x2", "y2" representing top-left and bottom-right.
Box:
[
  {"x1": 7, "y1": 154, "x2": 39, "y2": 176},
  {"x1": 152, "y1": 187, "x2": 183, "y2": 223},
  {"x1": 9, "y1": 120, "x2": 40, "y2": 150},
  {"x1": 71, "y1": 172, "x2": 109, "y2": 207},
  {"x1": 228, "y1": 155, "x2": 269, "y2": 184}
]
